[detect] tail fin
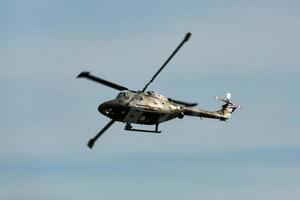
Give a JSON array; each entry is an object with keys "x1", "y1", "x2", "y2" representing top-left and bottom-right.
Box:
[{"x1": 215, "y1": 93, "x2": 241, "y2": 121}]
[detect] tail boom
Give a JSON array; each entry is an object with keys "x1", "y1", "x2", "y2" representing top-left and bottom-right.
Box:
[
  {"x1": 183, "y1": 103, "x2": 236, "y2": 121},
  {"x1": 184, "y1": 108, "x2": 228, "y2": 121}
]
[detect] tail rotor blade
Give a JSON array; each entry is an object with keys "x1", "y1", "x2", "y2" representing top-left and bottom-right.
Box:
[
  {"x1": 215, "y1": 96, "x2": 227, "y2": 103},
  {"x1": 226, "y1": 93, "x2": 231, "y2": 100},
  {"x1": 87, "y1": 119, "x2": 116, "y2": 149}
]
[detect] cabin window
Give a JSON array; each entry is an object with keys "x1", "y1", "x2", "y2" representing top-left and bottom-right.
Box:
[
  {"x1": 117, "y1": 92, "x2": 130, "y2": 99},
  {"x1": 134, "y1": 95, "x2": 143, "y2": 101}
]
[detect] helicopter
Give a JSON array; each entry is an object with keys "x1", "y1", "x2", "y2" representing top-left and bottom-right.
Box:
[{"x1": 77, "y1": 32, "x2": 241, "y2": 149}]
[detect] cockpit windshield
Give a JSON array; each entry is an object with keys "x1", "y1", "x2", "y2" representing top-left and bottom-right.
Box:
[
  {"x1": 116, "y1": 92, "x2": 134, "y2": 99},
  {"x1": 117, "y1": 92, "x2": 129, "y2": 99}
]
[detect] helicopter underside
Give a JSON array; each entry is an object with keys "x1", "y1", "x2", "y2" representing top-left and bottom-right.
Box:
[{"x1": 98, "y1": 103, "x2": 178, "y2": 125}]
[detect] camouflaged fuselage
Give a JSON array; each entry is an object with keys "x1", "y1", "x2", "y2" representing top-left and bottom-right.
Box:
[{"x1": 98, "y1": 91, "x2": 233, "y2": 125}]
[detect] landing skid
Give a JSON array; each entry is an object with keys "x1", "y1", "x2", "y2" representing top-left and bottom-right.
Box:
[{"x1": 124, "y1": 123, "x2": 161, "y2": 133}]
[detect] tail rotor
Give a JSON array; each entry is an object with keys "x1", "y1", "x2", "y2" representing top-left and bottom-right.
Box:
[
  {"x1": 215, "y1": 92, "x2": 242, "y2": 109},
  {"x1": 215, "y1": 93, "x2": 242, "y2": 120}
]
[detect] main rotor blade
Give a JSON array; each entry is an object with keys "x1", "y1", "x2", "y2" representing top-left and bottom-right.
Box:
[
  {"x1": 87, "y1": 119, "x2": 116, "y2": 149},
  {"x1": 141, "y1": 32, "x2": 191, "y2": 92},
  {"x1": 168, "y1": 98, "x2": 198, "y2": 107},
  {"x1": 77, "y1": 71, "x2": 129, "y2": 91}
]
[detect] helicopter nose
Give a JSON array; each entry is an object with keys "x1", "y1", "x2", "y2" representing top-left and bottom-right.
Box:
[
  {"x1": 98, "y1": 101, "x2": 128, "y2": 121},
  {"x1": 98, "y1": 102, "x2": 118, "y2": 117},
  {"x1": 98, "y1": 102, "x2": 109, "y2": 114}
]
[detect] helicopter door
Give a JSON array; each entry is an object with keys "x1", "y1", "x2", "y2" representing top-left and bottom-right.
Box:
[{"x1": 124, "y1": 108, "x2": 143, "y2": 123}]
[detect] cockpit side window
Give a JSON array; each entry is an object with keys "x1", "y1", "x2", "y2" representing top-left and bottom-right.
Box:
[
  {"x1": 134, "y1": 94, "x2": 143, "y2": 101},
  {"x1": 117, "y1": 92, "x2": 130, "y2": 99},
  {"x1": 116, "y1": 93, "x2": 122, "y2": 98}
]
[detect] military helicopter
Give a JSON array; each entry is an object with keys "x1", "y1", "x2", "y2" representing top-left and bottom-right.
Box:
[{"x1": 77, "y1": 32, "x2": 241, "y2": 149}]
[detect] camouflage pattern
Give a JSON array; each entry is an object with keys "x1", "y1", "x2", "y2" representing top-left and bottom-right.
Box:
[{"x1": 98, "y1": 91, "x2": 235, "y2": 125}]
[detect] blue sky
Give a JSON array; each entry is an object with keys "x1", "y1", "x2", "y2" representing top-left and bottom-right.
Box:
[{"x1": 1, "y1": 0, "x2": 300, "y2": 199}]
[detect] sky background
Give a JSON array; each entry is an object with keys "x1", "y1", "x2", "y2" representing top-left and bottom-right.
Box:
[{"x1": 1, "y1": 0, "x2": 300, "y2": 199}]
